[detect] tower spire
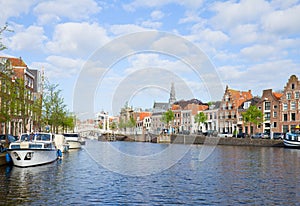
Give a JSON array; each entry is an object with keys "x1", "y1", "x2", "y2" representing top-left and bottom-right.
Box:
[{"x1": 169, "y1": 82, "x2": 176, "y2": 105}]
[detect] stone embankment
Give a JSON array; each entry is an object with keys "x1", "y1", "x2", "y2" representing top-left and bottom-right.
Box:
[
  {"x1": 171, "y1": 135, "x2": 284, "y2": 147},
  {"x1": 123, "y1": 134, "x2": 284, "y2": 147}
]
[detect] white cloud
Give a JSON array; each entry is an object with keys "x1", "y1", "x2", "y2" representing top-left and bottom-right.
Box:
[
  {"x1": 270, "y1": 0, "x2": 299, "y2": 9},
  {"x1": 240, "y1": 44, "x2": 278, "y2": 61},
  {"x1": 229, "y1": 24, "x2": 259, "y2": 45},
  {"x1": 0, "y1": 0, "x2": 37, "y2": 25},
  {"x1": 8, "y1": 26, "x2": 47, "y2": 52},
  {"x1": 123, "y1": 0, "x2": 204, "y2": 11},
  {"x1": 46, "y1": 22, "x2": 110, "y2": 57},
  {"x1": 179, "y1": 11, "x2": 203, "y2": 24},
  {"x1": 31, "y1": 56, "x2": 84, "y2": 79},
  {"x1": 217, "y1": 60, "x2": 300, "y2": 95},
  {"x1": 210, "y1": 0, "x2": 271, "y2": 31},
  {"x1": 33, "y1": 0, "x2": 101, "y2": 24},
  {"x1": 109, "y1": 24, "x2": 147, "y2": 36},
  {"x1": 262, "y1": 5, "x2": 300, "y2": 35},
  {"x1": 151, "y1": 10, "x2": 165, "y2": 20},
  {"x1": 141, "y1": 21, "x2": 162, "y2": 29}
]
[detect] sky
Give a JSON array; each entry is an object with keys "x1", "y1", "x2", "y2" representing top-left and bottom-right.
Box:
[{"x1": 1, "y1": 0, "x2": 300, "y2": 117}]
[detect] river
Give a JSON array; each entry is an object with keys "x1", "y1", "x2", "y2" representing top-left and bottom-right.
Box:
[{"x1": 0, "y1": 140, "x2": 299, "y2": 205}]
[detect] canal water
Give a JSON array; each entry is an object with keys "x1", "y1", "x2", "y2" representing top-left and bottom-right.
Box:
[{"x1": 1, "y1": 140, "x2": 300, "y2": 205}]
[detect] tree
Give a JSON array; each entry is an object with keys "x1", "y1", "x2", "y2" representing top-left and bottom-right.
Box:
[
  {"x1": 194, "y1": 112, "x2": 207, "y2": 132},
  {"x1": 42, "y1": 81, "x2": 69, "y2": 133},
  {"x1": 127, "y1": 116, "x2": 136, "y2": 134},
  {"x1": 0, "y1": 23, "x2": 12, "y2": 51},
  {"x1": 242, "y1": 105, "x2": 263, "y2": 135},
  {"x1": 161, "y1": 109, "x2": 175, "y2": 134}
]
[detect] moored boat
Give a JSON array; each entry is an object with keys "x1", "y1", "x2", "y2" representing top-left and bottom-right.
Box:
[
  {"x1": 7, "y1": 133, "x2": 59, "y2": 167},
  {"x1": 63, "y1": 133, "x2": 81, "y2": 149},
  {"x1": 54, "y1": 134, "x2": 69, "y2": 153},
  {"x1": 283, "y1": 132, "x2": 300, "y2": 148}
]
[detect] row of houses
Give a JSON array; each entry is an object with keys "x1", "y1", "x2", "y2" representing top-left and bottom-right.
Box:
[
  {"x1": 110, "y1": 75, "x2": 299, "y2": 137},
  {"x1": 0, "y1": 56, "x2": 43, "y2": 135}
]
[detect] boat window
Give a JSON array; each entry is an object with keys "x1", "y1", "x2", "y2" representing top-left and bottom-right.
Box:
[
  {"x1": 0, "y1": 135, "x2": 5, "y2": 141},
  {"x1": 20, "y1": 134, "x2": 30, "y2": 141},
  {"x1": 34, "y1": 134, "x2": 51, "y2": 141},
  {"x1": 29, "y1": 144, "x2": 42, "y2": 149},
  {"x1": 63, "y1": 133, "x2": 79, "y2": 137}
]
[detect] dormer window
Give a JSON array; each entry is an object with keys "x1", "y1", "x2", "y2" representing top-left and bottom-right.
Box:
[{"x1": 225, "y1": 95, "x2": 229, "y2": 102}]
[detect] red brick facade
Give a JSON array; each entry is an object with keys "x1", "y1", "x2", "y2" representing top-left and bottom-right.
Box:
[{"x1": 279, "y1": 75, "x2": 300, "y2": 133}]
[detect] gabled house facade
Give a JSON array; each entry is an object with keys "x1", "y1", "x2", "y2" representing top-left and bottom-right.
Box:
[
  {"x1": 203, "y1": 101, "x2": 220, "y2": 133},
  {"x1": 255, "y1": 89, "x2": 282, "y2": 135},
  {"x1": 279, "y1": 75, "x2": 300, "y2": 133},
  {"x1": 219, "y1": 86, "x2": 253, "y2": 134}
]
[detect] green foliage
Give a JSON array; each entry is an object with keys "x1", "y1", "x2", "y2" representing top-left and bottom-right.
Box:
[
  {"x1": 161, "y1": 109, "x2": 175, "y2": 126},
  {"x1": 110, "y1": 122, "x2": 117, "y2": 131},
  {"x1": 242, "y1": 105, "x2": 263, "y2": 126},
  {"x1": 42, "y1": 80, "x2": 72, "y2": 133},
  {"x1": 194, "y1": 112, "x2": 207, "y2": 128}
]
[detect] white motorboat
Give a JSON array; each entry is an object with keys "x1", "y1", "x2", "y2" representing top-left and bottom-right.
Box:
[
  {"x1": 7, "y1": 133, "x2": 59, "y2": 167},
  {"x1": 54, "y1": 134, "x2": 69, "y2": 153},
  {"x1": 63, "y1": 133, "x2": 81, "y2": 149},
  {"x1": 283, "y1": 132, "x2": 300, "y2": 148}
]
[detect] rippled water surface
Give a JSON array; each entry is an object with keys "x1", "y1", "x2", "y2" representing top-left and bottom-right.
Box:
[{"x1": 1, "y1": 140, "x2": 300, "y2": 205}]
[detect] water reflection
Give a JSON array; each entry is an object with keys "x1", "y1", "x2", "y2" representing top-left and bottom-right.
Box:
[{"x1": 0, "y1": 142, "x2": 300, "y2": 205}]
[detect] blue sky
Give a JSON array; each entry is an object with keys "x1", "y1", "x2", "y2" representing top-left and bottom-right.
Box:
[{"x1": 1, "y1": 0, "x2": 300, "y2": 117}]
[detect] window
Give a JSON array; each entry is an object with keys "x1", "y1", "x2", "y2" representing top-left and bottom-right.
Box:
[
  {"x1": 296, "y1": 92, "x2": 300, "y2": 99},
  {"x1": 273, "y1": 122, "x2": 277, "y2": 128},
  {"x1": 225, "y1": 95, "x2": 229, "y2": 102},
  {"x1": 283, "y1": 103, "x2": 288, "y2": 111},
  {"x1": 273, "y1": 105, "x2": 278, "y2": 109},
  {"x1": 265, "y1": 112, "x2": 271, "y2": 121},
  {"x1": 287, "y1": 93, "x2": 291, "y2": 99},
  {"x1": 283, "y1": 125, "x2": 288, "y2": 133},
  {"x1": 291, "y1": 113, "x2": 296, "y2": 121},
  {"x1": 265, "y1": 102, "x2": 271, "y2": 110},
  {"x1": 283, "y1": 114, "x2": 288, "y2": 121},
  {"x1": 273, "y1": 111, "x2": 277, "y2": 118},
  {"x1": 292, "y1": 83, "x2": 295, "y2": 89},
  {"x1": 291, "y1": 102, "x2": 296, "y2": 110}
]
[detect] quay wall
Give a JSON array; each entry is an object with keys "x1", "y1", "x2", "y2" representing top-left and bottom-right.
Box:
[
  {"x1": 124, "y1": 134, "x2": 284, "y2": 147},
  {"x1": 171, "y1": 135, "x2": 284, "y2": 147}
]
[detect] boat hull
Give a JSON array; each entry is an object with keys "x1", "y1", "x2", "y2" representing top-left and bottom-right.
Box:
[
  {"x1": 7, "y1": 149, "x2": 58, "y2": 167},
  {"x1": 67, "y1": 141, "x2": 81, "y2": 149},
  {"x1": 283, "y1": 139, "x2": 300, "y2": 148}
]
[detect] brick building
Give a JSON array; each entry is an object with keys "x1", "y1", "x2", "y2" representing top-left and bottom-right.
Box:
[
  {"x1": 255, "y1": 89, "x2": 282, "y2": 135},
  {"x1": 219, "y1": 86, "x2": 253, "y2": 134},
  {"x1": 280, "y1": 75, "x2": 300, "y2": 133},
  {"x1": 0, "y1": 57, "x2": 41, "y2": 135}
]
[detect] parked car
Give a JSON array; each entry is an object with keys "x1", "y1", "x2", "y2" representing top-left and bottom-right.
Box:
[
  {"x1": 178, "y1": 130, "x2": 190, "y2": 135},
  {"x1": 273, "y1": 132, "x2": 284, "y2": 140},
  {"x1": 251, "y1": 133, "x2": 263, "y2": 139},
  {"x1": 203, "y1": 130, "x2": 218, "y2": 137},
  {"x1": 251, "y1": 133, "x2": 268, "y2": 139},
  {"x1": 218, "y1": 132, "x2": 233, "y2": 138},
  {"x1": 236, "y1": 133, "x2": 249, "y2": 138}
]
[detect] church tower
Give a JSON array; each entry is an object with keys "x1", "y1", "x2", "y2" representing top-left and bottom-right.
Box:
[{"x1": 169, "y1": 82, "x2": 176, "y2": 105}]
